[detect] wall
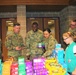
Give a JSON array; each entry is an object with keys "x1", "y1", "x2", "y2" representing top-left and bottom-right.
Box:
[
  {"x1": 0, "y1": 12, "x2": 16, "y2": 18},
  {"x1": 26, "y1": 12, "x2": 59, "y2": 18}
]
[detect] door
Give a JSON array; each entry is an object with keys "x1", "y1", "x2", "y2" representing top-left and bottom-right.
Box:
[
  {"x1": 44, "y1": 18, "x2": 60, "y2": 42},
  {"x1": 26, "y1": 18, "x2": 60, "y2": 42},
  {"x1": 26, "y1": 18, "x2": 43, "y2": 32},
  {"x1": 1, "y1": 18, "x2": 16, "y2": 61}
]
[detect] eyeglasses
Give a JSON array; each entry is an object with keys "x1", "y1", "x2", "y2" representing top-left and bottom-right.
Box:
[{"x1": 63, "y1": 37, "x2": 69, "y2": 40}]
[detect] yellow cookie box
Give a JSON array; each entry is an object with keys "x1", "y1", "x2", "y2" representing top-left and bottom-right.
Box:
[
  {"x1": 45, "y1": 58, "x2": 66, "y2": 75},
  {"x1": 2, "y1": 60, "x2": 13, "y2": 75},
  {"x1": 45, "y1": 58, "x2": 57, "y2": 64}
]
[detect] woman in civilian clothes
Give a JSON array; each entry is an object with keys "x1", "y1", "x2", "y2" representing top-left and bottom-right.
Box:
[{"x1": 63, "y1": 32, "x2": 76, "y2": 75}]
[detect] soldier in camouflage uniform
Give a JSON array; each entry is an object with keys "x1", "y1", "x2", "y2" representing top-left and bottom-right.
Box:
[
  {"x1": 42, "y1": 28, "x2": 58, "y2": 58},
  {"x1": 71, "y1": 30, "x2": 76, "y2": 42},
  {"x1": 0, "y1": 39, "x2": 1, "y2": 59},
  {"x1": 68, "y1": 19, "x2": 76, "y2": 43},
  {"x1": 5, "y1": 23, "x2": 25, "y2": 61},
  {"x1": 68, "y1": 19, "x2": 76, "y2": 33},
  {"x1": 25, "y1": 22, "x2": 43, "y2": 60}
]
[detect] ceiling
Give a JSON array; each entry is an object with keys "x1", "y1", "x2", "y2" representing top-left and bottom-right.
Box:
[{"x1": 0, "y1": 0, "x2": 75, "y2": 12}]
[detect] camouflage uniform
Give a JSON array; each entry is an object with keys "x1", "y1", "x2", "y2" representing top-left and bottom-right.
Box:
[
  {"x1": 68, "y1": 28, "x2": 76, "y2": 33},
  {"x1": 42, "y1": 35, "x2": 58, "y2": 58},
  {"x1": 68, "y1": 28, "x2": 76, "y2": 42},
  {"x1": 5, "y1": 32, "x2": 25, "y2": 61},
  {"x1": 0, "y1": 39, "x2": 1, "y2": 58},
  {"x1": 25, "y1": 29, "x2": 43, "y2": 60}
]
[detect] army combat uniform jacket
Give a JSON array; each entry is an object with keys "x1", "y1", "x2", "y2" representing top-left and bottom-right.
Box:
[
  {"x1": 5, "y1": 32, "x2": 25, "y2": 59},
  {"x1": 25, "y1": 29, "x2": 43, "y2": 59},
  {"x1": 42, "y1": 35, "x2": 58, "y2": 58},
  {"x1": 68, "y1": 28, "x2": 76, "y2": 33}
]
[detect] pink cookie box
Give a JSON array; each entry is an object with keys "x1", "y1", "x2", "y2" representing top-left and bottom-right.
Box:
[
  {"x1": 10, "y1": 71, "x2": 18, "y2": 75},
  {"x1": 11, "y1": 63, "x2": 18, "y2": 73},
  {"x1": 11, "y1": 68, "x2": 18, "y2": 73},
  {"x1": 11, "y1": 63, "x2": 18, "y2": 69}
]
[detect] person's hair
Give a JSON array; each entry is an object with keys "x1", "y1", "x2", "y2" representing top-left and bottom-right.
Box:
[
  {"x1": 32, "y1": 22, "x2": 38, "y2": 26},
  {"x1": 63, "y1": 32, "x2": 73, "y2": 39},
  {"x1": 43, "y1": 28, "x2": 51, "y2": 33},
  {"x1": 13, "y1": 23, "x2": 20, "y2": 27}
]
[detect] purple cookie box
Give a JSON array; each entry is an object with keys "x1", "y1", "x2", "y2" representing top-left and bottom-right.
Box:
[
  {"x1": 33, "y1": 58, "x2": 45, "y2": 63},
  {"x1": 26, "y1": 68, "x2": 33, "y2": 72},
  {"x1": 33, "y1": 65, "x2": 45, "y2": 70},
  {"x1": 26, "y1": 71, "x2": 33, "y2": 75},
  {"x1": 34, "y1": 68, "x2": 48, "y2": 73},
  {"x1": 25, "y1": 60, "x2": 33, "y2": 69}
]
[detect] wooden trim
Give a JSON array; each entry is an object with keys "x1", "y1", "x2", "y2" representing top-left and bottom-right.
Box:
[
  {"x1": 1, "y1": 18, "x2": 17, "y2": 61},
  {"x1": 55, "y1": 18, "x2": 60, "y2": 43},
  {"x1": 0, "y1": 0, "x2": 69, "y2": 5}
]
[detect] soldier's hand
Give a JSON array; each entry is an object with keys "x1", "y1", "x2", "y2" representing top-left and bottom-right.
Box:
[
  {"x1": 16, "y1": 46, "x2": 22, "y2": 50},
  {"x1": 20, "y1": 47, "x2": 25, "y2": 50}
]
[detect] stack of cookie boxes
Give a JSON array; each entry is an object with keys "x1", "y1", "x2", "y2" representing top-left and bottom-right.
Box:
[
  {"x1": 18, "y1": 57, "x2": 26, "y2": 75},
  {"x1": 33, "y1": 57, "x2": 48, "y2": 75},
  {"x1": 2, "y1": 60, "x2": 12, "y2": 75},
  {"x1": 45, "y1": 58, "x2": 66, "y2": 75},
  {"x1": 25, "y1": 60, "x2": 33, "y2": 75},
  {"x1": 11, "y1": 62, "x2": 18, "y2": 75}
]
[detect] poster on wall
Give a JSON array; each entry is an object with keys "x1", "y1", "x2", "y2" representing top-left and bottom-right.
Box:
[
  {"x1": 48, "y1": 20, "x2": 55, "y2": 37},
  {"x1": 6, "y1": 21, "x2": 13, "y2": 35}
]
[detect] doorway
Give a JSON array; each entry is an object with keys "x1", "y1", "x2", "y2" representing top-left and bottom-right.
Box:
[
  {"x1": 1, "y1": 17, "x2": 60, "y2": 61},
  {"x1": 1, "y1": 18, "x2": 16, "y2": 61},
  {"x1": 26, "y1": 17, "x2": 60, "y2": 42}
]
